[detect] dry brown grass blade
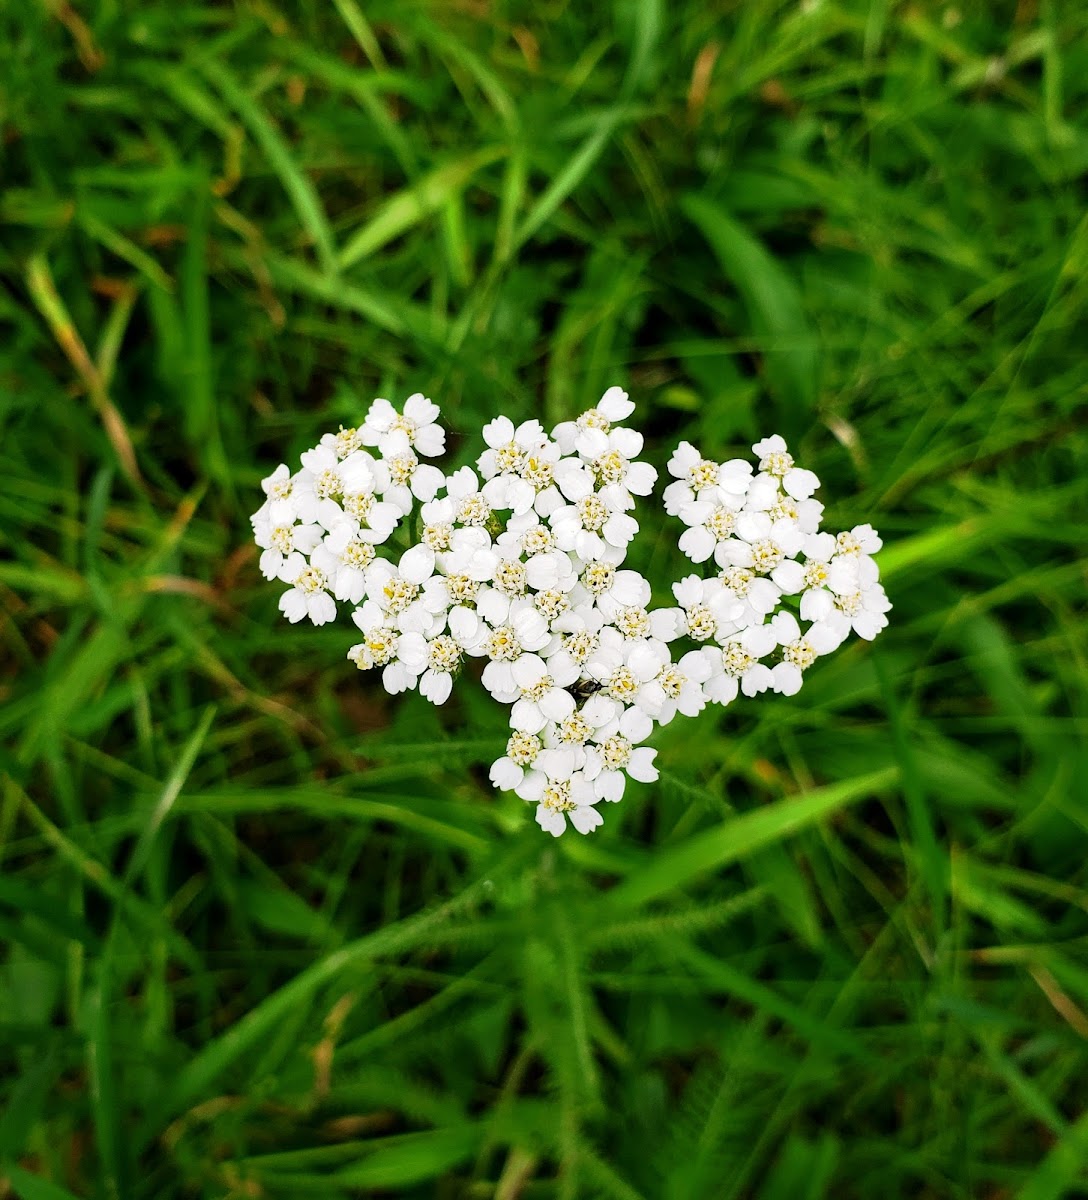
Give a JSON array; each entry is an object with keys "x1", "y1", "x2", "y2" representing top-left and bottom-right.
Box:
[{"x1": 25, "y1": 254, "x2": 146, "y2": 492}]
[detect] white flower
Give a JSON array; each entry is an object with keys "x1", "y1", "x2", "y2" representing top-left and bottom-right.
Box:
[
  {"x1": 361, "y1": 393, "x2": 445, "y2": 458},
  {"x1": 508, "y1": 653, "x2": 579, "y2": 732},
  {"x1": 586, "y1": 636, "x2": 667, "y2": 712},
  {"x1": 542, "y1": 693, "x2": 623, "y2": 759},
  {"x1": 348, "y1": 611, "x2": 412, "y2": 694},
  {"x1": 470, "y1": 602, "x2": 552, "y2": 700},
  {"x1": 256, "y1": 463, "x2": 297, "y2": 524},
  {"x1": 810, "y1": 574, "x2": 892, "y2": 646},
  {"x1": 702, "y1": 625, "x2": 777, "y2": 705},
  {"x1": 676, "y1": 500, "x2": 735, "y2": 564},
  {"x1": 318, "y1": 424, "x2": 366, "y2": 461},
  {"x1": 834, "y1": 523, "x2": 883, "y2": 557},
  {"x1": 586, "y1": 427, "x2": 657, "y2": 511},
  {"x1": 292, "y1": 444, "x2": 353, "y2": 525},
  {"x1": 583, "y1": 706, "x2": 659, "y2": 801},
  {"x1": 443, "y1": 465, "x2": 495, "y2": 527},
  {"x1": 771, "y1": 532, "x2": 860, "y2": 621},
  {"x1": 396, "y1": 630, "x2": 464, "y2": 705},
  {"x1": 717, "y1": 566, "x2": 781, "y2": 631},
  {"x1": 636, "y1": 649, "x2": 711, "y2": 724},
  {"x1": 752, "y1": 435, "x2": 820, "y2": 500},
  {"x1": 672, "y1": 575, "x2": 741, "y2": 643},
  {"x1": 663, "y1": 442, "x2": 752, "y2": 515},
  {"x1": 478, "y1": 416, "x2": 546, "y2": 473},
  {"x1": 253, "y1": 516, "x2": 322, "y2": 581},
  {"x1": 523, "y1": 773, "x2": 603, "y2": 837},
  {"x1": 472, "y1": 546, "x2": 533, "y2": 622},
  {"x1": 716, "y1": 509, "x2": 805, "y2": 575},
  {"x1": 439, "y1": 524, "x2": 497, "y2": 582},
  {"x1": 311, "y1": 528, "x2": 377, "y2": 603},
  {"x1": 377, "y1": 431, "x2": 445, "y2": 514},
  {"x1": 484, "y1": 437, "x2": 593, "y2": 516},
  {"x1": 364, "y1": 547, "x2": 446, "y2": 633},
  {"x1": 761, "y1": 489, "x2": 824, "y2": 534},
  {"x1": 767, "y1": 612, "x2": 839, "y2": 696},
  {"x1": 326, "y1": 486, "x2": 402, "y2": 545},
  {"x1": 550, "y1": 492, "x2": 637, "y2": 560},
  {"x1": 611, "y1": 603, "x2": 682, "y2": 644},
  {"x1": 579, "y1": 557, "x2": 649, "y2": 618},
  {"x1": 544, "y1": 617, "x2": 604, "y2": 680},
  {"x1": 490, "y1": 731, "x2": 547, "y2": 795},
  {"x1": 278, "y1": 559, "x2": 336, "y2": 626},
  {"x1": 552, "y1": 386, "x2": 635, "y2": 457}
]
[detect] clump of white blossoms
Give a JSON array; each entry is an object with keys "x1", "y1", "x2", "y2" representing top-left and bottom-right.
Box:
[{"x1": 252, "y1": 393, "x2": 890, "y2": 837}]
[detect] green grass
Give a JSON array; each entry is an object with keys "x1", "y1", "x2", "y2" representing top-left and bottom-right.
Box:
[{"x1": 1, "y1": 1, "x2": 1087, "y2": 1197}]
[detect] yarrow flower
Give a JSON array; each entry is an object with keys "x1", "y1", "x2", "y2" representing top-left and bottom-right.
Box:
[{"x1": 252, "y1": 390, "x2": 890, "y2": 837}]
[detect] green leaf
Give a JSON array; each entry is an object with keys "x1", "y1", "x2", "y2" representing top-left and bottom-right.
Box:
[
  {"x1": 199, "y1": 60, "x2": 338, "y2": 276},
  {"x1": 680, "y1": 193, "x2": 819, "y2": 421},
  {"x1": 608, "y1": 768, "x2": 898, "y2": 909},
  {"x1": 4, "y1": 1166, "x2": 82, "y2": 1200},
  {"x1": 339, "y1": 147, "x2": 506, "y2": 269}
]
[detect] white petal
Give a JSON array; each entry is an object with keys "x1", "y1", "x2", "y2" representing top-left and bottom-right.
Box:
[
  {"x1": 627, "y1": 747, "x2": 659, "y2": 782},
  {"x1": 570, "y1": 805, "x2": 604, "y2": 835},
  {"x1": 536, "y1": 807, "x2": 566, "y2": 836},
  {"x1": 679, "y1": 526, "x2": 716, "y2": 563},
  {"x1": 278, "y1": 589, "x2": 307, "y2": 623},
  {"x1": 489, "y1": 757, "x2": 523, "y2": 791}
]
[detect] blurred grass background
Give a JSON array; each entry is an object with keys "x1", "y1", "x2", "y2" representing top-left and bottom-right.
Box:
[{"x1": 1, "y1": 0, "x2": 1087, "y2": 1197}]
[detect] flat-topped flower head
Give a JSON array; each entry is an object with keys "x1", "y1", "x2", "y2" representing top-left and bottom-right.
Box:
[{"x1": 254, "y1": 396, "x2": 888, "y2": 835}]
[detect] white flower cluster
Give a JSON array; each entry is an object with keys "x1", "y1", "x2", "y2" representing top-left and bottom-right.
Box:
[{"x1": 252, "y1": 391, "x2": 890, "y2": 838}]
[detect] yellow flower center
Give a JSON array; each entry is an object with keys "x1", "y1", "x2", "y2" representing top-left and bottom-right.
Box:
[
  {"x1": 582, "y1": 562, "x2": 615, "y2": 595},
  {"x1": 315, "y1": 468, "x2": 342, "y2": 500},
  {"x1": 601, "y1": 735, "x2": 631, "y2": 770},
  {"x1": 721, "y1": 566, "x2": 752, "y2": 597},
  {"x1": 343, "y1": 491, "x2": 374, "y2": 521},
  {"x1": 750, "y1": 539, "x2": 784, "y2": 573},
  {"x1": 485, "y1": 626, "x2": 522, "y2": 661},
  {"x1": 427, "y1": 635, "x2": 461, "y2": 673},
  {"x1": 686, "y1": 604, "x2": 718, "y2": 642},
  {"x1": 782, "y1": 640, "x2": 816, "y2": 670},
  {"x1": 382, "y1": 578, "x2": 419, "y2": 613},
  {"x1": 296, "y1": 566, "x2": 327, "y2": 594},
  {"x1": 593, "y1": 450, "x2": 627, "y2": 485},
  {"x1": 577, "y1": 495, "x2": 610, "y2": 531},
  {"x1": 507, "y1": 732, "x2": 541, "y2": 766}
]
